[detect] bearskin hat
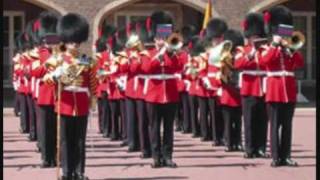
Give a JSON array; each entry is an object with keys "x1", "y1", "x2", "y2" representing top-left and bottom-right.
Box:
[
  {"x1": 189, "y1": 35, "x2": 205, "y2": 57},
  {"x1": 95, "y1": 38, "x2": 107, "y2": 53},
  {"x1": 100, "y1": 23, "x2": 116, "y2": 41},
  {"x1": 38, "y1": 11, "x2": 59, "y2": 39},
  {"x1": 181, "y1": 25, "x2": 197, "y2": 46},
  {"x1": 223, "y1": 29, "x2": 244, "y2": 52},
  {"x1": 112, "y1": 27, "x2": 127, "y2": 53},
  {"x1": 243, "y1": 13, "x2": 266, "y2": 38},
  {"x1": 150, "y1": 11, "x2": 174, "y2": 39},
  {"x1": 57, "y1": 13, "x2": 89, "y2": 43},
  {"x1": 265, "y1": 5, "x2": 293, "y2": 35},
  {"x1": 205, "y1": 18, "x2": 228, "y2": 40}
]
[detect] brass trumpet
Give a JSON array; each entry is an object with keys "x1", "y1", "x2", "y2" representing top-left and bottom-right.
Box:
[
  {"x1": 167, "y1": 33, "x2": 184, "y2": 52},
  {"x1": 285, "y1": 31, "x2": 305, "y2": 51}
]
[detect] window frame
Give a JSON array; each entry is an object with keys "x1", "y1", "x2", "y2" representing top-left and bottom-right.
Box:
[{"x1": 3, "y1": 11, "x2": 25, "y2": 88}]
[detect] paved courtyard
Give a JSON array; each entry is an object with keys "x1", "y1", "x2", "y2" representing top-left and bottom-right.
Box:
[{"x1": 3, "y1": 108, "x2": 316, "y2": 180}]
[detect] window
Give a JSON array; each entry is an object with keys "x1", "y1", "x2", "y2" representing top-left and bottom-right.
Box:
[
  {"x1": 292, "y1": 16, "x2": 307, "y2": 80},
  {"x1": 292, "y1": 12, "x2": 316, "y2": 81},
  {"x1": 3, "y1": 11, "x2": 24, "y2": 87},
  {"x1": 113, "y1": 3, "x2": 182, "y2": 30}
]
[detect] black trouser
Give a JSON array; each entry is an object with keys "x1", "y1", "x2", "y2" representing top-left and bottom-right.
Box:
[
  {"x1": 188, "y1": 95, "x2": 200, "y2": 136},
  {"x1": 125, "y1": 98, "x2": 140, "y2": 149},
  {"x1": 35, "y1": 101, "x2": 41, "y2": 150},
  {"x1": 222, "y1": 106, "x2": 242, "y2": 147},
  {"x1": 147, "y1": 102, "x2": 177, "y2": 159},
  {"x1": 39, "y1": 105, "x2": 56, "y2": 163},
  {"x1": 213, "y1": 101, "x2": 224, "y2": 143},
  {"x1": 137, "y1": 99, "x2": 151, "y2": 154},
  {"x1": 27, "y1": 95, "x2": 37, "y2": 139},
  {"x1": 19, "y1": 93, "x2": 29, "y2": 133},
  {"x1": 177, "y1": 92, "x2": 191, "y2": 132},
  {"x1": 268, "y1": 102, "x2": 295, "y2": 161},
  {"x1": 242, "y1": 96, "x2": 268, "y2": 154},
  {"x1": 197, "y1": 96, "x2": 212, "y2": 139},
  {"x1": 109, "y1": 100, "x2": 121, "y2": 139},
  {"x1": 120, "y1": 99, "x2": 127, "y2": 141},
  {"x1": 60, "y1": 115, "x2": 88, "y2": 176},
  {"x1": 14, "y1": 91, "x2": 20, "y2": 115},
  {"x1": 98, "y1": 97, "x2": 104, "y2": 133},
  {"x1": 101, "y1": 92, "x2": 111, "y2": 136}
]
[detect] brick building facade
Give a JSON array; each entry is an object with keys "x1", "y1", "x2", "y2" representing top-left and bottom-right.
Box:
[{"x1": 3, "y1": 0, "x2": 316, "y2": 105}]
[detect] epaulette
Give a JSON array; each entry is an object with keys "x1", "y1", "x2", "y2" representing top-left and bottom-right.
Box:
[
  {"x1": 139, "y1": 50, "x2": 150, "y2": 57},
  {"x1": 32, "y1": 60, "x2": 41, "y2": 70}
]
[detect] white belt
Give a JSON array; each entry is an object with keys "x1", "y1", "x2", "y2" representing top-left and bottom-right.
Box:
[
  {"x1": 207, "y1": 72, "x2": 218, "y2": 78},
  {"x1": 23, "y1": 77, "x2": 29, "y2": 87},
  {"x1": 31, "y1": 77, "x2": 35, "y2": 92},
  {"x1": 64, "y1": 86, "x2": 89, "y2": 95},
  {"x1": 35, "y1": 79, "x2": 41, "y2": 98},
  {"x1": 141, "y1": 73, "x2": 181, "y2": 95},
  {"x1": 184, "y1": 80, "x2": 191, "y2": 91},
  {"x1": 115, "y1": 75, "x2": 127, "y2": 92},
  {"x1": 239, "y1": 70, "x2": 266, "y2": 88},
  {"x1": 267, "y1": 71, "x2": 294, "y2": 77}
]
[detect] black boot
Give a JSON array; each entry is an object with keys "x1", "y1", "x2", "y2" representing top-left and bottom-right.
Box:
[
  {"x1": 281, "y1": 158, "x2": 298, "y2": 167},
  {"x1": 162, "y1": 158, "x2": 177, "y2": 168},
  {"x1": 151, "y1": 157, "x2": 162, "y2": 168},
  {"x1": 270, "y1": 159, "x2": 282, "y2": 167}
]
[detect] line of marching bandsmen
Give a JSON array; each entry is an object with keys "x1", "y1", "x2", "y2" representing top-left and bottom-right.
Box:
[{"x1": 11, "y1": 5, "x2": 304, "y2": 180}]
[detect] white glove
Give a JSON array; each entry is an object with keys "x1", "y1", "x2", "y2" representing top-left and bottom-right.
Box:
[
  {"x1": 272, "y1": 35, "x2": 282, "y2": 45},
  {"x1": 52, "y1": 66, "x2": 64, "y2": 79}
]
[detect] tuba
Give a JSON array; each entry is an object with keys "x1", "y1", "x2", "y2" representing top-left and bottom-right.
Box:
[{"x1": 208, "y1": 40, "x2": 233, "y2": 83}]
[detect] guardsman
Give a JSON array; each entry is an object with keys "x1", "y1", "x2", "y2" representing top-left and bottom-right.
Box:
[
  {"x1": 47, "y1": 13, "x2": 96, "y2": 179},
  {"x1": 260, "y1": 5, "x2": 304, "y2": 167},
  {"x1": 204, "y1": 18, "x2": 229, "y2": 146},
  {"x1": 107, "y1": 28, "x2": 128, "y2": 142},
  {"x1": 218, "y1": 29, "x2": 244, "y2": 152},
  {"x1": 186, "y1": 36, "x2": 202, "y2": 138},
  {"x1": 95, "y1": 24, "x2": 116, "y2": 137},
  {"x1": 175, "y1": 25, "x2": 196, "y2": 133},
  {"x1": 33, "y1": 11, "x2": 60, "y2": 168},
  {"x1": 13, "y1": 35, "x2": 23, "y2": 117},
  {"x1": 17, "y1": 32, "x2": 32, "y2": 134},
  {"x1": 141, "y1": 11, "x2": 182, "y2": 168},
  {"x1": 234, "y1": 12, "x2": 269, "y2": 158}
]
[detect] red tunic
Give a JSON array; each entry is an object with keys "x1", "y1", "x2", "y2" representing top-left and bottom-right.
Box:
[
  {"x1": 55, "y1": 54, "x2": 97, "y2": 116},
  {"x1": 107, "y1": 55, "x2": 126, "y2": 100},
  {"x1": 219, "y1": 83, "x2": 241, "y2": 107},
  {"x1": 120, "y1": 50, "x2": 142, "y2": 99},
  {"x1": 96, "y1": 51, "x2": 110, "y2": 98},
  {"x1": 176, "y1": 50, "x2": 188, "y2": 92},
  {"x1": 35, "y1": 47, "x2": 56, "y2": 106},
  {"x1": 234, "y1": 45, "x2": 266, "y2": 97},
  {"x1": 140, "y1": 48, "x2": 182, "y2": 104},
  {"x1": 259, "y1": 45, "x2": 304, "y2": 103}
]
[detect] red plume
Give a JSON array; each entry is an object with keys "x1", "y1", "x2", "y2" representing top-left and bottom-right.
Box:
[
  {"x1": 107, "y1": 37, "x2": 113, "y2": 49},
  {"x1": 188, "y1": 42, "x2": 193, "y2": 50},
  {"x1": 33, "y1": 20, "x2": 40, "y2": 32},
  {"x1": 126, "y1": 23, "x2": 131, "y2": 37},
  {"x1": 146, "y1": 17, "x2": 152, "y2": 32},
  {"x1": 136, "y1": 23, "x2": 141, "y2": 34},
  {"x1": 263, "y1": 11, "x2": 271, "y2": 24},
  {"x1": 98, "y1": 26, "x2": 102, "y2": 38},
  {"x1": 241, "y1": 20, "x2": 248, "y2": 31}
]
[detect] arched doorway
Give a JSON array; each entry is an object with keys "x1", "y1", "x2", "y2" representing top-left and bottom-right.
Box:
[{"x1": 92, "y1": 0, "x2": 219, "y2": 45}]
